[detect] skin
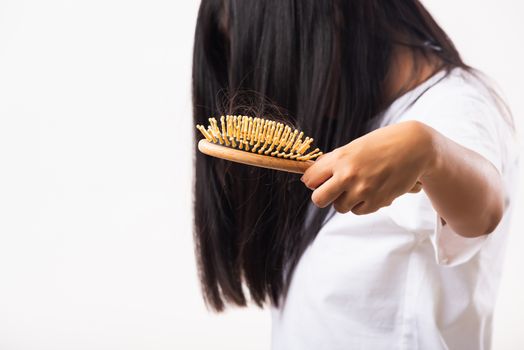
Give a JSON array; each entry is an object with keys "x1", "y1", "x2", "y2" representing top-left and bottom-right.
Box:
[{"x1": 300, "y1": 46, "x2": 505, "y2": 238}]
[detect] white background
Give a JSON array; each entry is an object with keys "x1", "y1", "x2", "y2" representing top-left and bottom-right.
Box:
[{"x1": 0, "y1": 1, "x2": 522, "y2": 349}]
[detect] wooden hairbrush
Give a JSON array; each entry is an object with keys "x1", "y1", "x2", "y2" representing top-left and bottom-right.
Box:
[
  {"x1": 196, "y1": 115, "x2": 322, "y2": 174},
  {"x1": 195, "y1": 115, "x2": 423, "y2": 192}
]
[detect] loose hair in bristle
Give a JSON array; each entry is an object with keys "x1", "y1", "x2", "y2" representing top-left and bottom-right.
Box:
[{"x1": 196, "y1": 115, "x2": 323, "y2": 161}]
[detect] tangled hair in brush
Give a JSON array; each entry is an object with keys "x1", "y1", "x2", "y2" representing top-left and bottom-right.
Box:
[{"x1": 191, "y1": 0, "x2": 467, "y2": 311}]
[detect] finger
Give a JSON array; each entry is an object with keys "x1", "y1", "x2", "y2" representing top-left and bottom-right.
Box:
[
  {"x1": 311, "y1": 175, "x2": 345, "y2": 208},
  {"x1": 301, "y1": 154, "x2": 334, "y2": 190},
  {"x1": 351, "y1": 201, "x2": 381, "y2": 215},
  {"x1": 408, "y1": 181, "x2": 423, "y2": 193},
  {"x1": 351, "y1": 192, "x2": 398, "y2": 215},
  {"x1": 333, "y1": 191, "x2": 363, "y2": 214}
]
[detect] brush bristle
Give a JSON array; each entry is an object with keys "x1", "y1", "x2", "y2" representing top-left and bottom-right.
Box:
[{"x1": 196, "y1": 115, "x2": 323, "y2": 161}]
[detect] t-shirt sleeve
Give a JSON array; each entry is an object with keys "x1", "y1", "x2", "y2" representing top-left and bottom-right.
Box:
[{"x1": 382, "y1": 85, "x2": 508, "y2": 267}]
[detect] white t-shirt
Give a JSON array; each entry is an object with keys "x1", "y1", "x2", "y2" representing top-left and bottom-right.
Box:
[{"x1": 270, "y1": 68, "x2": 520, "y2": 350}]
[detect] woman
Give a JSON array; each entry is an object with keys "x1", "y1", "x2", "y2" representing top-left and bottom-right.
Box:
[{"x1": 192, "y1": 1, "x2": 519, "y2": 349}]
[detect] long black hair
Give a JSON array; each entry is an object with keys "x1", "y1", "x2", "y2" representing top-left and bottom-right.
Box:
[{"x1": 192, "y1": 0, "x2": 466, "y2": 311}]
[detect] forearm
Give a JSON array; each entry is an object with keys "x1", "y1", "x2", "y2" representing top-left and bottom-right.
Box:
[{"x1": 418, "y1": 122, "x2": 505, "y2": 238}]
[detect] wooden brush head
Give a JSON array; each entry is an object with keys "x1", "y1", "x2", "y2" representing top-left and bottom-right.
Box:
[{"x1": 196, "y1": 115, "x2": 323, "y2": 174}]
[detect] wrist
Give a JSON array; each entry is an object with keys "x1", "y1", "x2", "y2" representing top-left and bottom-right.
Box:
[{"x1": 412, "y1": 121, "x2": 443, "y2": 184}]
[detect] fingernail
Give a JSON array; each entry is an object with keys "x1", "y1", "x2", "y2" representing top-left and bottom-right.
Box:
[{"x1": 300, "y1": 176, "x2": 304, "y2": 182}]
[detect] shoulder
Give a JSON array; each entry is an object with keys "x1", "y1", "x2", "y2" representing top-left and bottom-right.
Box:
[
  {"x1": 398, "y1": 67, "x2": 518, "y2": 175},
  {"x1": 408, "y1": 68, "x2": 504, "y2": 118}
]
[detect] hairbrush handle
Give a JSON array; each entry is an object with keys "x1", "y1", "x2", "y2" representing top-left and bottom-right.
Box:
[
  {"x1": 197, "y1": 139, "x2": 423, "y2": 192},
  {"x1": 198, "y1": 139, "x2": 313, "y2": 174}
]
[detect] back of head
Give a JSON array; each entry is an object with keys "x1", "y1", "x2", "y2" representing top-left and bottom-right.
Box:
[{"x1": 192, "y1": 0, "x2": 465, "y2": 311}]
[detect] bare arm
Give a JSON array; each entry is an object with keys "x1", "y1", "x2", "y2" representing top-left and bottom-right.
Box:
[
  {"x1": 300, "y1": 120, "x2": 504, "y2": 238},
  {"x1": 418, "y1": 122, "x2": 504, "y2": 237}
]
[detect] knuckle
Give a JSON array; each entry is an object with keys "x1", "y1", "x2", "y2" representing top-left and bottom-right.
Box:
[
  {"x1": 333, "y1": 200, "x2": 350, "y2": 214},
  {"x1": 339, "y1": 167, "x2": 356, "y2": 185},
  {"x1": 315, "y1": 152, "x2": 332, "y2": 167},
  {"x1": 351, "y1": 202, "x2": 374, "y2": 216},
  {"x1": 331, "y1": 147, "x2": 341, "y2": 155},
  {"x1": 377, "y1": 195, "x2": 395, "y2": 208},
  {"x1": 356, "y1": 182, "x2": 373, "y2": 196},
  {"x1": 352, "y1": 207, "x2": 366, "y2": 215}
]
